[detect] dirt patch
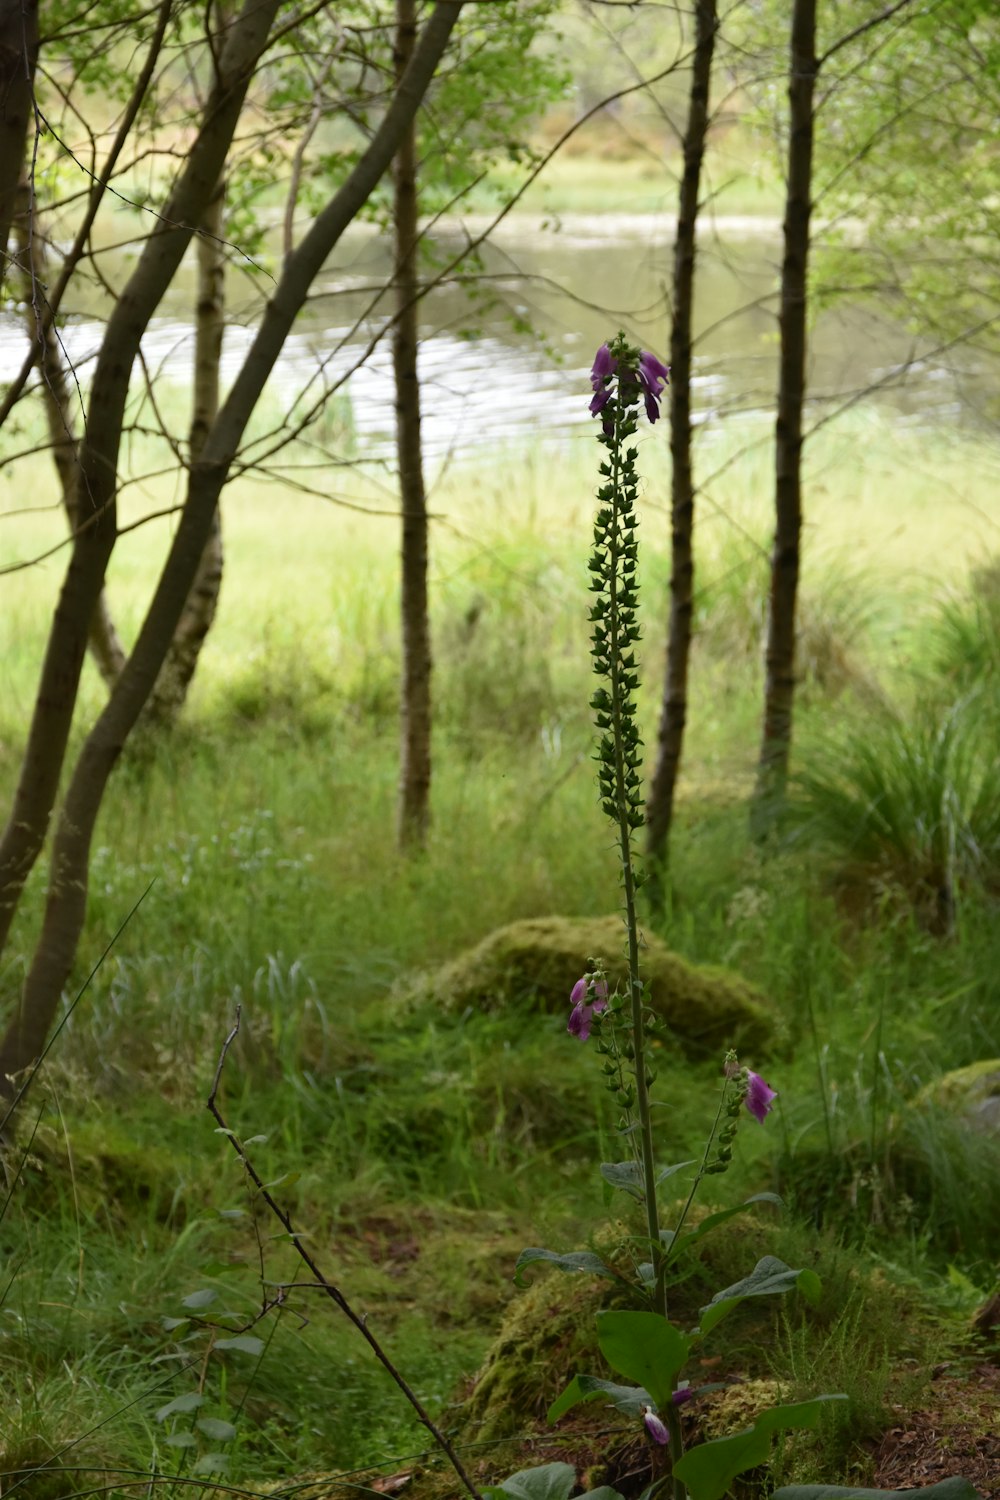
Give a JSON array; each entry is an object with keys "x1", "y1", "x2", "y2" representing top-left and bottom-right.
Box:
[{"x1": 868, "y1": 1364, "x2": 999, "y2": 1498}]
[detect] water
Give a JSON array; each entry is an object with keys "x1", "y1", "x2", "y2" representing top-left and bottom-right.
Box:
[{"x1": 0, "y1": 213, "x2": 980, "y2": 460}]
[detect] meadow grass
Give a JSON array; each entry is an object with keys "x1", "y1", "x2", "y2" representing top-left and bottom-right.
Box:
[{"x1": 1, "y1": 404, "x2": 999, "y2": 1493}]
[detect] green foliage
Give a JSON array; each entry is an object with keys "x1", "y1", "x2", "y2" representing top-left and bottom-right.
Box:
[
  {"x1": 594, "y1": 1308, "x2": 690, "y2": 1408},
  {"x1": 486, "y1": 1461, "x2": 624, "y2": 1500},
  {"x1": 699, "y1": 1257, "x2": 821, "y2": 1337},
  {"x1": 773, "y1": 1482, "x2": 981, "y2": 1500},
  {"x1": 2, "y1": 417, "x2": 997, "y2": 1494},
  {"x1": 929, "y1": 557, "x2": 1000, "y2": 697},
  {"x1": 787, "y1": 696, "x2": 1000, "y2": 927},
  {"x1": 810, "y1": 0, "x2": 1000, "y2": 360},
  {"x1": 673, "y1": 1397, "x2": 849, "y2": 1500}
]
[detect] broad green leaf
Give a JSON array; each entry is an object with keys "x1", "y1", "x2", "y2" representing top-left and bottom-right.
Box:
[
  {"x1": 596, "y1": 1310, "x2": 690, "y2": 1409},
  {"x1": 196, "y1": 1417, "x2": 237, "y2": 1442},
  {"x1": 156, "y1": 1393, "x2": 206, "y2": 1422},
  {"x1": 161, "y1": 1317, "x2": 189, "y2": 1331},
  {"x1": 548, "y1": 1374, "x2": 651, "y2": 1423},
  {"x1": 699, "y1": 1256, "x2": 822, "y2": 1336},
  {"x1": 600, "y1": 1161, "x2": 643, "y2": 1197},
  {"x1": 181, "y1": 1289, "x2": 218, "y2": 1310},
  {"x1": 578, "y1": 1489, "x2": 626, "y2": 1499},
  {"x1": 773, "y1": 1481, "x2": 981, "y2": 1500},
  {"x1": 672, "y1": 1396, "x2": 848, "y2": 1500},
  {"x1": 483, "y1": 1461, "x2": 577, "y2": 1500},
  {"x1": 666, "y1": 1195, "x2": 783, "y2": 1265},
  {"x1": 214, "y1": 1334, "x2": 265, "y2": 1355},
  {"x1": 192, "y1": 1453, "x2": 229, "y2": 1476},
  {"x1": 163, "y1": 1433, "x2": 197, "y2": 1449},
  {"x1": 515, "y1": 1248, "x2": 625, "y2": 1287}
]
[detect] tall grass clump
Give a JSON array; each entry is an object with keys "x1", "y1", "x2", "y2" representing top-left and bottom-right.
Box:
[
  {"x1": 787, "y1": 695, "x2": 1000, "y2": 930},
  {"x1": 929, "y1": 555, "x2": 1000, "y2": 698}
]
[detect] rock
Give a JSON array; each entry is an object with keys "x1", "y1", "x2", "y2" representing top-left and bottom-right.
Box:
[
  {"x1": 917, "y1": 1060, "x2": 1000, "y2": 1136},
  {"x1": 401, "y1": 915, "x2": 778, "y2": 1060}
]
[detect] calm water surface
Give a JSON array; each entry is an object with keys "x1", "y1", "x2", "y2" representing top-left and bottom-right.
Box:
[{"x1": 0, "y1": 213, "x2": 980, "y2": 460}]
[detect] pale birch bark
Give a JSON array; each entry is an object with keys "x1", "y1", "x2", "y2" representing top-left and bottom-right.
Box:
[
  {"x1": 646, "y1": 0, "x2": 718, "y2": 878},
  {"x1": 393, "y1": 0, "x2": 432, "y2": 850},
  {"x1": 143, "y1": 181, "x2": 226, "y2": 727},
  {"x1": 12, "y1": 187, "x2": 127, "y2": 688},
  {"x1": 0, "y1": 1, "x2": 465, "y2": 1110}
]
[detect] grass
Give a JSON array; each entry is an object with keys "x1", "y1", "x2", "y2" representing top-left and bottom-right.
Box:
[{"x1": 2, "y1": 401, "x2": 1000, "y2": 1495}]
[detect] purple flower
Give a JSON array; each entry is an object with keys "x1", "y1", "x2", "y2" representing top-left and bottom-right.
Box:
[
  {"x1": 589, "y1": 343, "x2": 617, "y2": 421},
  {"x1": 638, "y1": 351, "x2": 670, "y2": 423},
  {"x1": 567, "y1": 975, "x2": 609, "y2": 1041},
  {"x1": 745, "y1": 1069, "x2": 777, "y2": 1124},
  {"x1": 643, "y1": 1406, "x2": 669, "y2": 1445},
  {"x1": 588, "y1": 343, "x2": 670, "y2": 427}
]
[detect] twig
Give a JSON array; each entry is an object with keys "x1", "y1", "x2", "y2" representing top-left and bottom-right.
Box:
[{"x1": 207, "y1": 1008, "x2": 484, "y2": 1500}]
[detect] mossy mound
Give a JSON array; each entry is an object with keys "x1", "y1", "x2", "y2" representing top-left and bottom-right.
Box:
[
  {"x1": 916, "y1": 1059, "x2": 1000, "y2": 1136},
  {"x1": 15, "y1": 1119, "x2": 187, "y2": 1222},
  {"x1": 460, "y1": 1263, "x2": 615, "y2": 1442},
  {"x1": 401, "y1": 915, "x2": 778, "y2": 1059}
]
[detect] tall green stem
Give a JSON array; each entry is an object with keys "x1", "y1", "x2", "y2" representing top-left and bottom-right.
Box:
[
  {"x1": 607, "y1": 396, "x2": 663, "y2": 1316},
  {"x1": 591, "y1": 337, "x2": 685, "y2": 1497}
]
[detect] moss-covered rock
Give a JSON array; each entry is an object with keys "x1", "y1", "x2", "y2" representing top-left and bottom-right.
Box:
[
  {"x1": 916, "y1": 1059, "x2": 1000, "y2": 1136},
  {"x1": 401, "y1": 915, "x2": 778, "y2": 1059},
  {"x1": 460, "y1": 1266, "x2": 614, "y2": 1441},
  {"x1": 18, "y1": 1119, "x2": 187, "y2": 1221}
]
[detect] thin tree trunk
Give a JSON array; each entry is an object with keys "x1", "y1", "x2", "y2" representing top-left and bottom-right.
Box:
[
  {"x1": 143, "y1": 180, "x2": 226, "y2": 728},
  {"x1": 393, "y1": 0, "x2": 431, "y2": 850},
  {"x1": 0, "y1": 0, "x2": 281, "y2": 971},
  {"x1": 0, "y1": 1, "x2": 464, "y2": 1111},
  {"x1": 0, "y1": 0, "x2": 38, "y2": 288},
  {"x1": 645, "y1": 0, "x2": 718, "y2": 881},
  {"x1": 12, "y1": 184, "x2": 127, "y2": 689},
  {"x1": 751, "y1": 0, "x2": 817, "y2": 835}
]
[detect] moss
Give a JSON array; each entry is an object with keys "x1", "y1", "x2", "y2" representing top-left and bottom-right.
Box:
[
  {"x1": 916, "y1": 1059, "x2": 1000, "y2": 1134},
  {"x1": 459, "y1": 1270, "x2": 611, "y2": 1441},
  {"x1": 400, "y1": 915, "x2": 778, "y2": 1059},
  {"x1": 18, "y1": 1119, "x2": 187, "y2": 1222},
  {"x1": 698, "y1": 1377, "x2": 787, "y2": 1438}
]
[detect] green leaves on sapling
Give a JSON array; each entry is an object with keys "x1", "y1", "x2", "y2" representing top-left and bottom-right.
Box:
[
  {"x1": 156, "y1": 1393, "x2": 207, "y2": 1422},
  {"x1": 214, "y1": 1334, "x2": 266, "y2": 1355}
]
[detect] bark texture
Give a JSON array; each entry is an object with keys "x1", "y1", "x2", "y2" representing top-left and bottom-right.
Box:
[
  {"x1": 645, "y1": 0, "x2": 718, "y2": 873},
  {"x1": 144, "y1": 182, "x2": 226, "y2": 727},
  {"x1": 0, "y1": 1, "x2": 465, "y2": 1108},
  {"x1": 12, "y1": 187, "x2": 127, "y2": 688},
  {"x1": 393, "y1": 0, "x2": 432, "y2": 850},
  {"x1": 0, "y1": 0, "x2": 38, "y2": 287},
  {"x1": 0, "y1": 0, "x2": 283, "y2": 1083},
  {"x1": 751, "y1": 0, "x2": 817, "y2": 832}
]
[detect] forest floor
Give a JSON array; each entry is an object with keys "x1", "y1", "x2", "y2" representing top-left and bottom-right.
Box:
[{"x1": 2, "y1": 411, "x2": 999, "y2": 1496}]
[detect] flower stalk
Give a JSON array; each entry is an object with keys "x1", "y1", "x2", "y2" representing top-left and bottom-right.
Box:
[
  {"x1": 588, "y1": 334, "x2": 688, "y2": 1498},
  {"x1": 587, "y1": 333, "x2": 669, "y2": 1313}
]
